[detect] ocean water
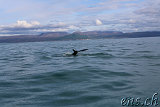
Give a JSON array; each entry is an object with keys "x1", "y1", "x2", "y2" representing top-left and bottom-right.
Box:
[{"x1": 0, "y1": 37, "x2": 160, "y2": 107}]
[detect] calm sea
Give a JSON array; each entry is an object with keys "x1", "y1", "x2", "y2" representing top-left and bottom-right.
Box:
[{"x1": 0, "y1": 37, "x2": 160, "y2": 107}]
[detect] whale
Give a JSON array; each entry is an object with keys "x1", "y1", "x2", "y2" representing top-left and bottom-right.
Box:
[{"x1": 72, "y1": 49, "x2": 88, "y2": 56}]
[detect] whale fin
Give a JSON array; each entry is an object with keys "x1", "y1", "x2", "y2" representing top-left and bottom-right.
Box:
[{"x1": 78, "y1": 49, "x2": 88, "y2": 52}]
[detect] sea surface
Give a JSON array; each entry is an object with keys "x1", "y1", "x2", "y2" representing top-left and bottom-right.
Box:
[{"x1": 0, "y1": 37, "x2": 160, "y2": 107}]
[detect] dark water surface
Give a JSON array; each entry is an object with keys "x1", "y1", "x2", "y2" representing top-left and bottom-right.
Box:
[{"x1": 0, "y1": 37, "x2": 160, "y2": 107}]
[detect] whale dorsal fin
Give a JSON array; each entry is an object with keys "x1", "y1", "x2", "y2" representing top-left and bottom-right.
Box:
[{"x1": 78, "y1": 49, "x2": 88, "y2": 52}]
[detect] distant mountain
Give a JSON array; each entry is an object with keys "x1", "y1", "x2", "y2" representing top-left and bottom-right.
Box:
[
  {"x1": 115, "y1": 31, "x2": 160, "y2": 38},
  {"x1": 0, "y1": 32, "x2": 68, "y2": 43},
  {"x1": 57, "y1": 31, "x2": 160, "y2": 40},
  {"x1": 58, "y1": 31, "x2": 123, "y2": 40},
  {"x1": 0, "y1": 31, "x2": 160, "y2": 43},
  {"x1": 39, "y1": 32, "x2": 68, "y2": 37}
]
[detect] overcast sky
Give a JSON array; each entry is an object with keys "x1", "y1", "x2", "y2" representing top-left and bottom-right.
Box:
[{"x1": 0, "y1": 0, "x2": 160, "y2": 36}]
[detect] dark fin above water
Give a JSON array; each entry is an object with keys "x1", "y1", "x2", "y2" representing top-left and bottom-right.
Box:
[
  {"x1": 72, "y1": 49, "x2": 88, "y2": 56},
  {"x1": 78, "y1": 49, "x2": 88, "y2": 52},
  {"x1": 72, "y1": 49, "x2": 78, "y2": 56}
]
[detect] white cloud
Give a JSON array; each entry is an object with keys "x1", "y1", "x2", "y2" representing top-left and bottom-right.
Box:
[
  {"x1": 1, "y1": 0, "x2": 160, "y2": 34},
  {"x1": 96, "y1": 19, "x2": 102, "y2": 25},
  {"x1": 0, "y1": 20, "x2": 73, "y2": 36},
  {"x1": 15, "y1": 20, "x2": 40, "y2": 28}
]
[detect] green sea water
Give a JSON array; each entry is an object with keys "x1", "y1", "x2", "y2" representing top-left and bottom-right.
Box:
[{"x1": 0, "y1": 37, "x2": 160, "y2": 107}]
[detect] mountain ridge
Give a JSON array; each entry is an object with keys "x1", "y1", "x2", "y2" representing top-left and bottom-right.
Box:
[{"x1": 0, "y1": 31, "x2": 160, "y2": 43}]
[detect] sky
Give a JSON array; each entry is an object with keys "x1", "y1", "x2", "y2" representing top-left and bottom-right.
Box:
[{"x1": 0, "y1": 0, "x2": 160, "y2": 36}]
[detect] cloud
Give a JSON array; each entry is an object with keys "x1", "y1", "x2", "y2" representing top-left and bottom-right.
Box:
[
  {"x1": 14, "y1": 20, "x2": 40, "y2": 28},
  {"x1": 95, "y1": 19, "x2": 102, "y2": 25},
  {"x1": 0, "y1": 20, "x2": 76, "y2": 36},
  {"x1": 0, "y1": 0, "x2": 160, "y2": 34}
]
